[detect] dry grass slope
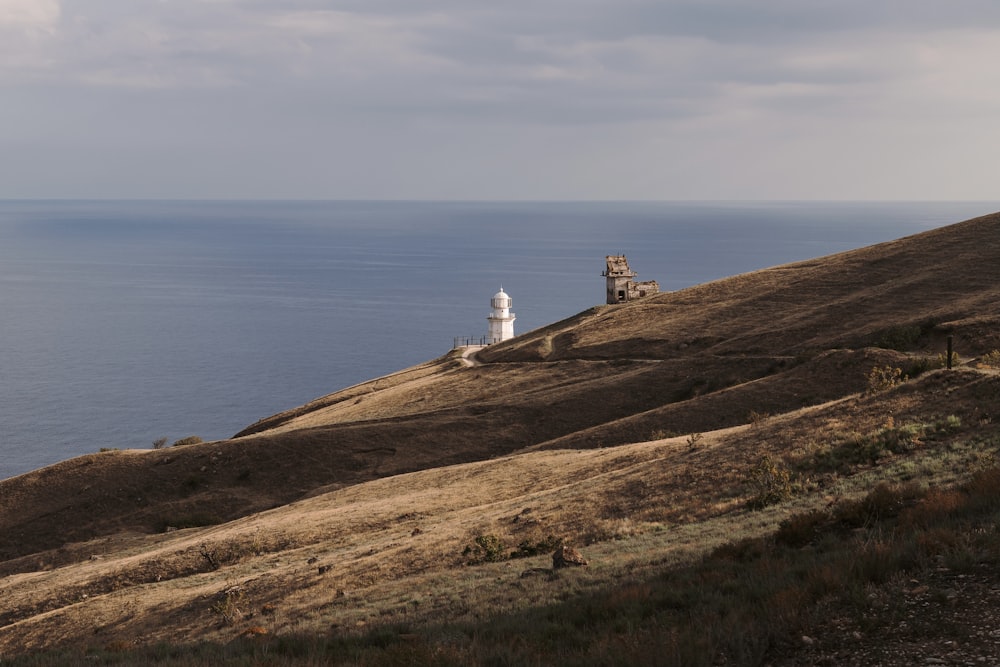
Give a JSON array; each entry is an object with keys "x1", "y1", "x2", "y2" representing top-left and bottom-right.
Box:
[{"x1": 2, "y1": 210, "x2": 1000, "y2": 663}]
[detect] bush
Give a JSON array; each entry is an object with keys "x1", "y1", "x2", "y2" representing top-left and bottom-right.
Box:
[
  {"x1": 935, "y1": 414, "x2": 962, "y2": 434},
  {"x1": 905, "y1": 357, "x2": 936, "y2": 378},
  {"x1": 909, "y1": 352, "x2": 960, "y2": 375},
  {"x1": 710, "y1": 536, "x2": 766, "y2": 562},
  {"x1": 510, "y1": 535, "x2": 562, "y2": 559},
  {"x1": 745, "y1": 455, "x2": 793, "y2": 510},
  {"x1": 210, "y1": 585, "x2": 248, "y2": 624},
  {"x1": 776, "y1": 509, "x2": 829, "y2": 547},
  {"x1": 936, "y1": 351, "x2": 960, "y2": 368},
  {"x1": 876, "y1": 422, "x2": 924, "y2": 453},
  {"x1": 964, "y1": 467, "x2": 1000, "y2": 510},
  {"x1": 833, "y1": 482, "x2": 921, "y2": 527},
  {"x1": 463, "y1": 533, "x2": 561, "y2": 563},
  {"x1": 901, "y1": 488, "x2": 968, "y2": 528},
  {"x1": 748, "y1": 411, "x2": 770, "y2": 428},
  {"x1": 875, "y1": 319, "x2": 938, "y2": 351},
  {"x1": 980, "y1": 349, "x2": 1000, "y2": 368},
  {"x1": 804, "y1": 417, "x2": 963, "y2": 474},
  {"x1": 686, "y1": 432, "x2": 703, "y2": 450},
  {"x1": 866, "y1": 365, "x2": 907, "y2": 394},
  {"x1": 172, "y1": 435, "x2": 204, "y2": 447},
  {"x1": 463, "y1": 534, "x2": 507, "y2": 564},
  {"x1": 877, "y1": 325, "x2": 922, "y2": 351}
]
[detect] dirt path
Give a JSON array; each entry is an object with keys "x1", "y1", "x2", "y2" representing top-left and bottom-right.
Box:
[{"x1": 459, "y1": 345, "x2": 485, "y2": 367}]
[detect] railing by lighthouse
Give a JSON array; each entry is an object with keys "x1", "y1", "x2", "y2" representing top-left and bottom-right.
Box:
[
  {"x1": 453, "y1": 334, "x2": 513, "y2": 348},
  {"x1": 453, "y1": 335, "x2": 488, "y2": 348}
]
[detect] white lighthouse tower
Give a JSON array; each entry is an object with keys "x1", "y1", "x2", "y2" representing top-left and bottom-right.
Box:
[{"x1": 487, "y1": 287, "x2": 516, "y2": 344}]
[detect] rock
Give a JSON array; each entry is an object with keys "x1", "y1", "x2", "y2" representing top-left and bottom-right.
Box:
[{"x1": 552, "y1": 545, "x2": 588, "y2": 569}]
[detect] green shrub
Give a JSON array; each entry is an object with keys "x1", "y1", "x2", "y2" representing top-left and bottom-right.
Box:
[
  {"x1": 745, "y1": 455, "x2": 793, "y2": 510},
  {"x1": 804, "y1": 417, "x2": 963, "y2": 474},
  {"x1": 172, "y1": 435, "x2": 204, "y2": 447},
  {"x1": 462, "y1": 533, "x2": 562, "y2": 562},
  {"x1": 936, "y1": 351, "x2": 960, "y2": 368},
  {"x1": 866, "y1": 365, "x2": 907, "y2": 394},
  {"x1": 981, "y1": 349, "x2": 1000, "y2": 368},
  {"x1": 877, "y1": 325, "x2": 922, "y2": 351},
  {"x1": 877, "y1": 422, "x2": 924, "y2": 453},
  {"x1": 935, "y1": 414, "x2": 962, "y2": 434},
  {"x1": 463, "y1": 534, "x2": 507, "y2": 563},
  {"x1": 875, "y1": 319, "x2": 938, "y2": 351},
  {"x1": 510, "y1": 535, "x2": 562, "y2": 559},
  {"x1": 909, "y1": 351, "x2": 960, "y2": 375},
  {"x1": 906, "y1": 357, "x2": 936, "y2": 378}
]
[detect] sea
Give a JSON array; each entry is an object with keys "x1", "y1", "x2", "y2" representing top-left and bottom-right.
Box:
[{"x1": 1, "y1": 200, "x2": 997, "y2": 480}]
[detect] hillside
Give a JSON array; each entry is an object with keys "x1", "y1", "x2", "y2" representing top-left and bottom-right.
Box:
[{"x1": 2, "y1": 211, "x2": 1000, "y2": 663}]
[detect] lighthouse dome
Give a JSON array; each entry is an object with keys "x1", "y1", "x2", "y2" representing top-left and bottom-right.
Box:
[{"x1": 492, "y1": 289, "x2": 511, "y2": 308}]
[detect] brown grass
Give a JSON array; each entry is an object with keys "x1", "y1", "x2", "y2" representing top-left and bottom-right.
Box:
[{"x1": 3, "y1": 210, "x2": 1000, "y2": 659}]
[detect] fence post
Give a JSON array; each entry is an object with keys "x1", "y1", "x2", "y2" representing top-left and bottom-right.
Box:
[{"x1": 947, "y1": 336, "x2": 953, "y2": 370}]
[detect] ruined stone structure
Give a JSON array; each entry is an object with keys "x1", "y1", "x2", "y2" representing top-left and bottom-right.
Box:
[
  {"x1": 602, "y1": 255, "x2": 659, "y2": 304},
  {"x1": 487, "y1": 287, "x2": 516, "y2": 343}
]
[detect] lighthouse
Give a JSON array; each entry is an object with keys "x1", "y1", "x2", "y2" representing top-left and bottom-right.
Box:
[{"x1": 487, "y1": 288, "x2": 516, "y2": 344}]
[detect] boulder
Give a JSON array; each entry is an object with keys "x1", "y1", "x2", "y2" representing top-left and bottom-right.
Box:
[{"x1": 552, "y1": 545, "x2": 588, "y2": 569}]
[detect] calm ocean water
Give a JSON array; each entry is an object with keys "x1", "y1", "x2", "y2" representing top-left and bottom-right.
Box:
[{"x1": 1, "y1": 200, "x2": 997, "y2": 480}]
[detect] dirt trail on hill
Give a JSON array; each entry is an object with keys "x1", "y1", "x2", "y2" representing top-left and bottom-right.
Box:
[{"x1": 3, "y1": 211, "x2": 1000, "y2": 656}]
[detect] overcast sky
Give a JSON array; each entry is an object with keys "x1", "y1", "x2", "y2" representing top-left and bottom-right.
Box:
[{"x1": 1, "y1": 0, "x2": 998, "y2": 200}]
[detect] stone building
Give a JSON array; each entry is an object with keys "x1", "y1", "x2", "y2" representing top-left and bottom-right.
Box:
[{"x1": 602, "y1": 255, "x2": 659, "y2": 304}]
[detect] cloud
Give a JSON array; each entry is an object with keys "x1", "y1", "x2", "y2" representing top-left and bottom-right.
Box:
[
  {"x1": 0, "y1": 0, "x2": 61, "y2": 78},
  {"x1": 0, "y1": 0, "x2": 59, "y2": 30},
  {"x1": 7, "y1": 2, "x2": 998, "y2": 107},
  {"x1": 3, "y1": 1, "x2": 1000, "y2": 198}
]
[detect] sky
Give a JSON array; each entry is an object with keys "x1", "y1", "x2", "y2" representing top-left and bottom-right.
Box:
[{"x1": 1, "y1": 0, "x2": 998, "y2": 200}]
